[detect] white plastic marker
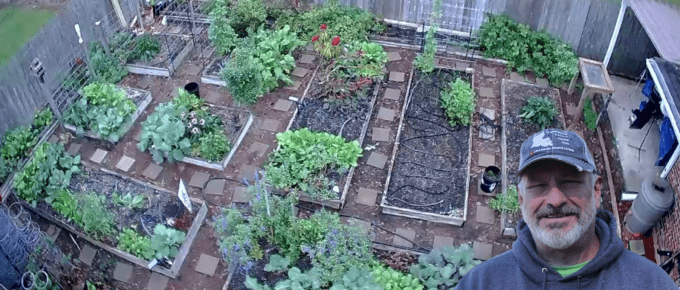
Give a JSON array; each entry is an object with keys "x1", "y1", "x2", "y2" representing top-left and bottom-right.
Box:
[
  {"x1": 178, "y1": 179, "x2": 193, "y2": 213},
  {"x1": 74, "y1": 24, "x2": 83, "y2": 44}
]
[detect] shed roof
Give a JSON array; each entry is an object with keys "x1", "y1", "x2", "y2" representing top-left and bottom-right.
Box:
[
  {"x1": 649, "y1": 58, "x2": 680, "y2": 125},
  {"x1": 629, "y1": 0, "x2": 680, "y2": 62}
]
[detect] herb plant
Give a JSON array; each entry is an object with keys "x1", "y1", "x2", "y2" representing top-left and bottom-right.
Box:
[
  {"x1": 198, "y1": 131, "x2": 231, "y2": 162},
  {"x1": 137, "y1": 102, "x2": 192, "y2": 163},
  {"x1": 410, "y1": 244, "x2": 480, "y2": 289},
  {"x1": 118, "y1": 228, "x2": 154, "y2": 260},
  {"x1": 440, "y1": 78, "x2": 475, "y2": 127},
  {"x1": 130, "y1": 34, "x2": 161, "y2": 62},
  {"x1": 1, "y1": 126, "x2": 37, "y2": 161},
  {"x1": 372, "y1": 265, "x2": 424, "y2": 290},
  {"x1": 519, "y1": 96, "x2": 557, "y2": 130},
  {"x1": 150, "y1": 224, "x2": 186, "y2": 260},
  {"x1": 80, "y1": 192, "x2": 117, "y2": 239},
  {"x1": 339, "y1": 41, "x2": 387, "y2": 79},
  {"x1": 584, "y1": 97, "x2": 598, "y2": 131},
  {"x1": 221, "y1": 47, "x2": 265, "y2": 105},
  {"x1": 265, "y1": 129, "x2": 362, "y2": 200},
  {"x1": 488, "y1": 185, "x2": 520, "y2": 213}
]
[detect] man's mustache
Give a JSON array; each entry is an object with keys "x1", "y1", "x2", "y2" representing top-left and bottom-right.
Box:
[{"x1": 535, "y1": 205, "x2": 581, "y2": 219}]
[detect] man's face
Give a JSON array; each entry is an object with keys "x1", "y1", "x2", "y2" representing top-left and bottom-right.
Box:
[{"x1": 518, "y1": 160, "x2": 602, "y2": 250}]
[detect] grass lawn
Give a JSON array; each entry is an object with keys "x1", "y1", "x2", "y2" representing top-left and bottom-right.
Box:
[{"x1": 0, "y1": 6, "x2": 55, "y2": 66}]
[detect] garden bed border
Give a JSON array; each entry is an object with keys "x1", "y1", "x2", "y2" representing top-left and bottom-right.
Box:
[
  {"x1": 64, "y1": 86, "x2": 152, "y2": 144},
  {"x1": 173, "y1": 105, "x2": 253, "y2": 171},
  {"x1": 200, "y1": 57, "x2": 226, "y2": 87},
  {"x1": 0, "y1": 121, "x2": 59, "y2": 202},
  {"x1": 125, "y1": 38, "x2": 194, "y2": 77},
  {"x1": 11, "y1": 161, "x2": 207, "y2": 278},
  {"x1": 379, "y1": 65, "x2": 474, "y2": 226}
]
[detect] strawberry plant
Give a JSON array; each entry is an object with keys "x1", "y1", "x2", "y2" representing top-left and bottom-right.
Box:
[{"x1": 519, "y1": 96, "x2": 557, "y2": 130}]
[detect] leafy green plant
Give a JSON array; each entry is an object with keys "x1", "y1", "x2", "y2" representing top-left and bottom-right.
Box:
[
  {"x1": 414, "y1": 0, "x2": 441, "y2": 73},
  {"x1": 312, "y1": 24, "x2": 343, "y2": 59},
  {"x1": 89, "y1": 42, "x2": 128, "y2": 84},
  {"x1": 0, "y1": 157, "x2": 15, "y2": 184},
  {"x1": 478, "y1": 14, "x2": 578, "y2": 85},
  {"x1": 488, "y1": 185, "x2": 520, "y2": 213},
  {"x1": 372, "y1": 265, "x2": 423, "y2": 290},
  {"x1": 410, "y1": 244, "x2": 480, "y2": 289},
  {"x1": 338, "y1": 41, "x2": 387, "y2": 79},
  {"x1": 199, "y1": 131, "x2": 231, "y2": 162},
  {"x1": 584, "y1": 97, "x2": 598, "y2": 131},
  {"x1": 13, "y1": 143, "x2": 81, "y2": 206},
  {"x1": 251, "y1": 25, "x2": 304, "y2": 91},
  {"x1": 221, "y1": 47, "x2": 265, "y2": 105},
  {"x1": 519, "y1": 96, "x2": 557, "y2": 130},
  {"x1": 227, "y1": 0, "x2": 266, "y2": 37},
  {"x1": 80, "y1": 193, "x2": 117, "y2": 239},
  {"x1": 1, "y1": 126, "x2": 37, "y2": 161},
  {"x1": 440, "y1": 78, "x2": 475, "y2": 127},
  {"x1": 51, "y1": 189, "x2": 82, "y2": 225},
  {"x1": 150, "y1": 224, "x2": 186, "y2": 260},
  {"x1": 130, "y1": 34, "x2": 161, "y2": 62},
  {"x1": 265, "y1": 128, "x2": 362, "y2": 200},
  {"x1": 118, "y1": 228, "x2": 154, "y2": 260},
  {"x1": 32, "y1": 107, "x2": 53, "y2": 133},
  {"x1": 113, "y1": 192, "x2": 146, "y2": 209},
  {"x1": 137, "y1": 102, "x2": 192, "y2": 163},
  {"x1": 329, "y1": 267, "x2": 380, "y2": 290},
  {"x1": 264, "y1": 254, "x2": 290, "y2": 272},
  {"x1": 246, "y1": 267, "x2": 322, "y2": 290},
  {"x1": 208, "y1": 1, "x2": 239, "y2": 56}
]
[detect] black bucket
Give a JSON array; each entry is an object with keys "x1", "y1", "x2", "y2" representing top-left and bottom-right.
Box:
[
  {"x1": 152, "y1": 2, "x2": 166, "y2": 17},
  {"x1": 184, "y1": 82, "x2": 200, "y2": 98},
  {"x1": 480, "y1": 166, "x2": 501, "y2": 193}
]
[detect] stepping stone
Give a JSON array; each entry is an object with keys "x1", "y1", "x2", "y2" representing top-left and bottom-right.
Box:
[
  {"x1": 260, "y1": 119, "x2": 281, "y2": 132},
  {"x1": 372, "y1": 127, "x2": 390, "y2": 142},
  {"x1": 456, "y1": 61, "x2": 470, "y2": 70},
  {"x1": 479, "y1": 107, "x2": 495, "y2": 120},
  {"x1": 482, "y1": 67, "x2": 496, "y2": 77},
  {"x1": 356, "y1": 187, "x2": 379, "y2": 206},
  {"x1": 291, "y1": 67, "x2": 309, "y2": 78},
  {"x1": 78, "y1": 245, "x2": 97, "y2": 266},
  {"x1": 142, "y1": 163, "x2": 163, "y2": 180},
  {"x1": 237, "y1": 164, "x2": 260, "y2": 182},
  {"x1": 169, "y1": 26, "x2": 182, "y2": 34},
  {"x1": 299, "y1": 54, "x2": 315, "y2": 64},
  {"x1": 232, "y1": 187, "x2": 250, "y2": 203},
  {"x1": 377, "y1": 107, "x2": 396, "y2": 122},
  {"x1": 387, "y1": 51, "x2": 402, "y2": 62},
  {"x1": 477, "y1": 153, "x2": 495, "y2": 168},
  {"x1": 137, "y1": 77, "x2": 153, "y2": 89},
  {"x1": 473, "y1": 241, "x2": 493, "y2": 260},
  {"x1": 46, "y1": 224, "x2": 61, "y2": 242},
  {"x1": 204, "y1": 179, "x2": 226, "y2": 195},
  {"x1": 189, "y1": 171, "x2": 210, "y2": 188},
  {"x1": 393, "y1": 228, "x2": 416, "y2": 248},
  {"x1": 48, "y1": 135, "x2": 59, "y2": 143},
  {"x1": 146, "y1": 273, "x2": 169, "y2": 290},
  {"x1": 502, "y1": 227, "x2": 517, "y2": 237},
  {"x1": 306, "y1": 43, "x2": 314, "y2": 51},
  {"x1": 185, "y1": 64, "x2": 202, "y2": 76},
  {"x1": 384, "y1": 88, "x2": 401, "y2": 101},
  {"x1": 566, "y1": 103, "x2": 579, "y2": 117},
  {"x1": 67, "y1": 143, "x2": 81, "y2": 155},
  {"x1": 273, "y1": 99, "x2": 293, "y2": 111},
  {"x1": 284, "y1": 81, "x2": 301, "y2": 91},
  {"x1": 366, "y1": 152, "x2": 388, "y2": 169},
  {"x1": 113, "y1": 262, "x2": 133, "y2": 282},
  {"x1": 629, "y1": 240, "x2": 645, "y2": 256},
  {"x1": 476, "y1": 205, "x2": 495, "y2": 224},
  {"x1": 247, "y1": 141, "x2": 269, "y2": 157},
  {"x1": 478, "y1": 87, "x2": 494, "y2": 99},
  {"x1": 433, "y1": 236, "x2": 454, "y2": 250},
  {"x1": 536, "y1": 78, "x2": 549, "y2": 88},
  {"x1": 195, "y1": 254, "x2": 220, "y2": 276},
  {"x1": 205, "y1": 91, "x2": 222, "y2": 103},
  {"x1": 348, "y1": 218, "x2": 372, "y2": 235},
  {"x1": 510, "y1": 72, "x2": 523, "y2": 82},
  {"x1": 116, "y1": 156, "x2": 136, "y2": 172},
  {"x1": 389, "y1": 72, "x2": 405, "y2": 82},
  {"x1": 89, "y1": 149, "x2": 108, "y2": 164}
]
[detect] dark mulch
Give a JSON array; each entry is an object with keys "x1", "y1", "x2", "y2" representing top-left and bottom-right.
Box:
[
  {"x1": 205, "y1": 55, "x2": 229, "y2": 77},
  {"x1": 207, "y1": 105, "x2": 249, "y2": 150},
  {"x1": 384, "y1": 69, "x2": 471, "y2": 215},
  {"x1": 372, "y1": 248, "x2": 418, "y2": 272},
  {"x1": 227, "y1": 242, "x2": 313, "y2": 290}
]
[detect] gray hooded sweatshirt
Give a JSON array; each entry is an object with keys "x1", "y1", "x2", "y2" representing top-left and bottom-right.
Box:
[{"x1": 456, "y1": 210, "x2": 677, "y2": 289}]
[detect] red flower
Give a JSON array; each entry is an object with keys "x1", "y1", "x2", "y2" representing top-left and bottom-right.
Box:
[
  {"x1": 320, "y1": 24, "x2": 327, "y2": 30},
  {"x1": 312, "y1": 35, "x2": 319, "y2": 42},
  {"x1": 357, "y1": 50, "x2": 364, "y2": 56},
  {"x1": 331, "y1": 36, "x2": 341, "y2": 46}
]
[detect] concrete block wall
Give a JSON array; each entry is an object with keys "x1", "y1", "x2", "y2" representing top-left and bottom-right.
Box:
[{"x1": 654, "y1": 161, "x2": 680, "y2": 280}]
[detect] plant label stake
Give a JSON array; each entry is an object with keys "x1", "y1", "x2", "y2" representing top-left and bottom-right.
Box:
[{"x1": 178, "y1": 179, "x2": 192, "y2": 213}]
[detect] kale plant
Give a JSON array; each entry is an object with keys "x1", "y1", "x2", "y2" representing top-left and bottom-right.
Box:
[
  {"x1": 137, "y1": 102, "x2": 192, "y2": 164},
  {"x1": 246, "y1": 267, "x2": 322, "y2": 290},
  {"x1": 150, "y1": 224, "x2": 186, "y2": 260},
  {"x1": 519, "y1": 96, "x2": 557, "y2": 130},
  {"x1": 409, "y1": 244, "x2": 480, "y2": 289}
]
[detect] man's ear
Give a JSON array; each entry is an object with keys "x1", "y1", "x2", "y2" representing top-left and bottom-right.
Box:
[
  {"x1": 593, "y1": 175, "x2": 603, "y2": 209},
  {"x1": 517, "y1": 182, "x2": 523, "y2": 205}
]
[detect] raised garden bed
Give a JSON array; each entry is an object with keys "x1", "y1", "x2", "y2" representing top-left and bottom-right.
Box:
[
  {"x1": 200, "y1": 56, "x2": 228, "y2": 87},
  {"x1": 64, "y1": 86, "x2": 152, "y2": 144},
  {"x1": 125, "y1": 35, "x2": 194, "y2": 77},
  {"x1": 381, "y1": 68, "x2": 473, "y2": 226},
  {"x1": 174, "y1": 105, "x2": 253, "y2": 171},
  {"x1": 284, "y1": 71, "x2": 382, "y2": 209},
  {"x1": 500, "y1": 79, "x2": 565, "y2": 236},
  {"x1": 9, "y1": 163, "x2": 207, "y2": 278}
]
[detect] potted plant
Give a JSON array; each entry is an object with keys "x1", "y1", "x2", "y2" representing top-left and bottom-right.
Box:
[{"x1": 480, "y1": 166, "x2": 501, "y2": 193}]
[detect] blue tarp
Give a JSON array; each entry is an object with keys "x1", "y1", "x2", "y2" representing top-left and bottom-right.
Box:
[
  {"x1": 643, "y1": 78, "x2": 655, "y2": 97},
  {"x1": 657, "y1": 117, "x2": 678, "y2": 166}
]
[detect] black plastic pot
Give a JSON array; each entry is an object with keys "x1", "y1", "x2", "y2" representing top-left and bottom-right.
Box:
[
  {"x1": 184, "y1": 82, "x2": 200, "y2": 98},
  {"x1": 152, "y1": 1, "x2": 166, "y2": 17},
  {"x1": 480, "y1": 166, "x2": 501, "y2": 193}
]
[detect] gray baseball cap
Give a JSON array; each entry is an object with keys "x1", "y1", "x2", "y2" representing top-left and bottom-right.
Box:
[{"x1": 518, "y1": 129, "x2": 596, "y2": 175}]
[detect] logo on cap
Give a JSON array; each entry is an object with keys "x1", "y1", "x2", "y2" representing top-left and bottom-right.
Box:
[{"x1": 531, "y1": 132, "x2": 553, "y2": 148}]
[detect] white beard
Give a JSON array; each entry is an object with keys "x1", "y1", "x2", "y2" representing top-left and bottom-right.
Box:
[{"x1": 521, "y1": 194, "x2": 597, "y2": 250}]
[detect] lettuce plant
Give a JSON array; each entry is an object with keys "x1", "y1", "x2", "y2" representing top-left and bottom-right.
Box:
[
  {"x1": 410, "y1": 244, "x2": 480, "y2": 289},
  {"x1": 137, "y1": 102, "x2": 191, "y2": 164}
]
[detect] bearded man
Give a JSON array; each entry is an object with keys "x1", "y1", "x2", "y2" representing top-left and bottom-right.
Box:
[{"x1": 456, "y1": 129, "x2": 675, "y2": 289}]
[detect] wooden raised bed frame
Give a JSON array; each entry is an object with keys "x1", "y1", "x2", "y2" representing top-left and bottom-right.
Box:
[
  {"x1": 125, "y1": 38, "x2": 194, "y2": 77},
  {"x1": 379, "y1": 65, "x2": 475, "y2": 226}
]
